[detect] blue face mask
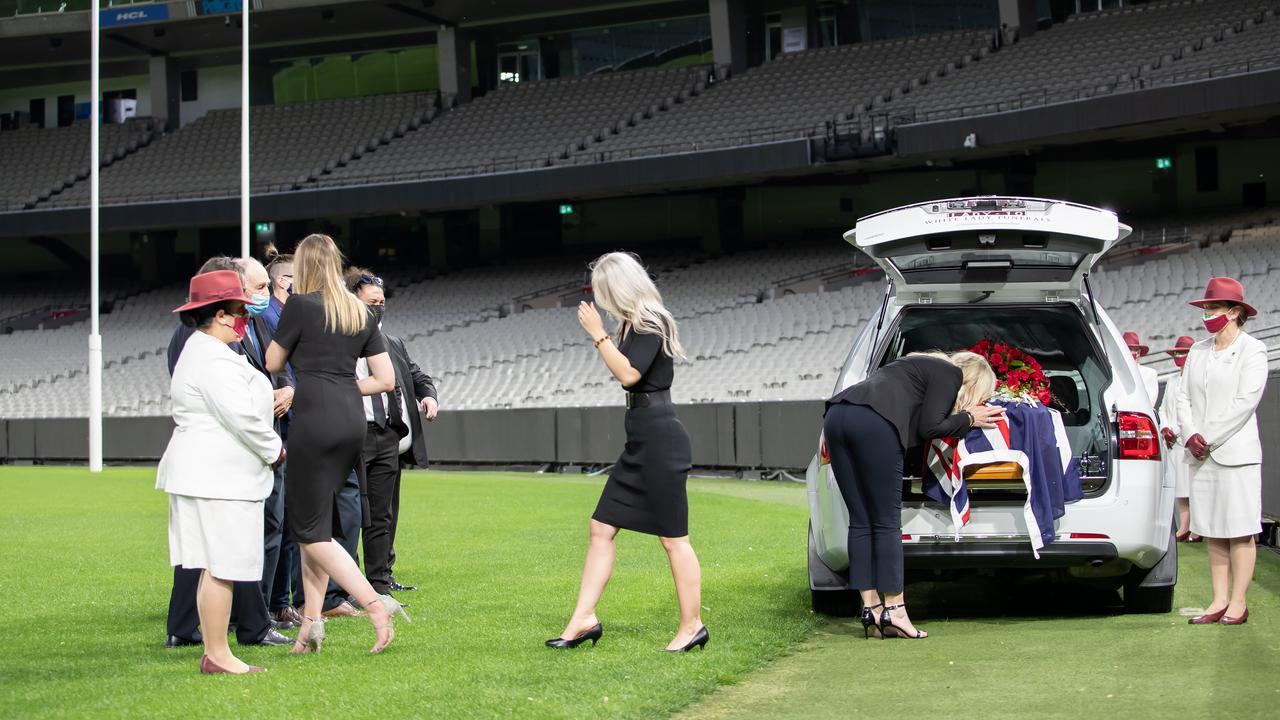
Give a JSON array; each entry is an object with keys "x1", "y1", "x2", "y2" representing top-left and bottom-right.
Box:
[{"x1": 247, "y1": 294, "x2": 271, "y2": 316}]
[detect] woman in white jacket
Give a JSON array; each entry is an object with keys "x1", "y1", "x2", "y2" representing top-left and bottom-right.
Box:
[
  {"x1": 157, "y1": 271, "x2": 286, "y2": 673},
  {"x1": 1158, "y1": 335, "x2": 1195, "y2": 541},
  {"x1": 1177, "y1": 277, "x2": 1268, "y2": 626}
]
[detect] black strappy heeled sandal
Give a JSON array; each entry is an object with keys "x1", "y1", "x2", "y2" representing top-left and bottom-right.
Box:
[
  {"x1": 879, "y1": 603, "x2": 927, "y2": 640},
  {"x1": 860, "y1": 603, "x2": 884, "y2": 639}
]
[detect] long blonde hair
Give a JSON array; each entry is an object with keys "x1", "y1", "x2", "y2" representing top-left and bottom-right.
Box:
[
  {"x1": 293, "y1": 234, "x2": 367, "y2": 336},
  {"x1": 590, "y1": 252, "x2": 685, "y2": 360},
  {"x1": 910, "y1": 350, "x2": 996, "y2": 413}
]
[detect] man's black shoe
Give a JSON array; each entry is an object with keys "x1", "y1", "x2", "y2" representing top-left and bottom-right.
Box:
[
  {"x1": 164, "y1": 635, "x2": 201, "y2": 649},
  {"x1": 389, "y1": 578, "x2": 417, "y2": 592},
  {"x1": 248, "y1": 628, "x2": 293, "y2": 646}
]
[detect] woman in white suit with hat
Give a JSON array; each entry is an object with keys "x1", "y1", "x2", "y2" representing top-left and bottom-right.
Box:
[
  {"x1": 157, "y1": 270, "x2": 287, "y2": 673},
  {"x1": 1176, "y1": 277, "x2": 1268, "y2": 626}
]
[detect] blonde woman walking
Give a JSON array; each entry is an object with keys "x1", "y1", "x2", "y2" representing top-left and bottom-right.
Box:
[
  {"x1": 548, "y1": 252, "x2": 706, "y2": 653},
  {"x1": 265, "y1": 234, "x2": 408, "y2": 654},
  {"x1": 824, "y1": 351, "x2": 1003, "y2": 640}
]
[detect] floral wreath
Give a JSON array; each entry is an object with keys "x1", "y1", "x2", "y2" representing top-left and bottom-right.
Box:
[{"x1": 968, "y1": 339, "x2": 1052, "y2": 405}]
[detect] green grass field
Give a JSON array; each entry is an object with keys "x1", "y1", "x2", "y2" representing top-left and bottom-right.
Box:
[
  {"x1": 0, "y1": 468, "x2": 817, "y2": 719},
  {"x1": 0, "y1": 467, "x2": 1277, "y2": 720}
]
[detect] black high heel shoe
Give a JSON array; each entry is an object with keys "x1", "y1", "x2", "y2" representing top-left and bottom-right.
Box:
[
  {"x1": 665, "y1": 626, "x2": 709, "y2": 653},
  {"x1": 879, "y1": 604, "x2": 927, "y2": 639},
  {"x1": 860, "y1": 603, "x2": 884, "y2": 639},
  {"x1": 545, "y1": 623, "x2": 603, "y2": 649}
]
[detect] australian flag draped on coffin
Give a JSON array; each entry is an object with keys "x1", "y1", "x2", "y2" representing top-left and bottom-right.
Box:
[{"x1": 923, "y1": 400, "x2": 1082, "y2": 557}]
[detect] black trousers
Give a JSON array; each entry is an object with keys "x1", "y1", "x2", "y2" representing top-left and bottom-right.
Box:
[
  {"x1": 360, "y1": 423, "x2": 402, "y2": 594},
  {"x1": 260, "y1": 464, "x2": 286, "y2": 608},
  {"x1": 272, "y1": 538, "x2": 299, "y2": 611},
  {"x1": 823, "y1": 403, "x2": 906, "y2": 594},
  {"x1": 165, "y1": 567, "x2": 272, "y2": 644},
  {"x1": 388, "y1": 457, "x2": 404, "y2": 577}
]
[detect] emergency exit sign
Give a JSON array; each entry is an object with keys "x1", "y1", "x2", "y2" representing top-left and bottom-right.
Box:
[
  {"x1": 1155, "y1": 157, "x2": 1173, "y2": 170},
  {"x1": 558, "y1": 204, "x2": 575, "y2": 215}
]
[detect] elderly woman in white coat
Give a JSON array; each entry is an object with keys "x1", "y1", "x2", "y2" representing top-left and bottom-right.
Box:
[
  {"x1": 1158, "y1": 335, "x2": 1195, "y2": 541},
  {"x1": 157, "y1": 270, "x2": 286, "y2": 673},
  {"x1": 1176, "y1": 277, "x2": 1268, "y2": 626}
]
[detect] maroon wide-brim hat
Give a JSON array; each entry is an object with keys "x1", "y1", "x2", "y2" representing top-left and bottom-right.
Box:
[
  {"x1": 1122, "y1": 330, "x2": 1149, "y2": 357},
  {"x1": 1188, "y1": 276, "x2": 1257, "y2": 317},
  {"x1": 173, "y1": 270, "x2": 253, "y2": 313},
  {"x1": 1163, "y1": 335, "x2": 1195, "y2": 356}
]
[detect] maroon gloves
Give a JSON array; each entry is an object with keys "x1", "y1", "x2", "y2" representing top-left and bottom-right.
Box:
[
  {"x1": 1185, "y1": 434, "x2": 1209, "y2": 461},
  {"x1": 272, "y1": 447, "x2": 287, "y2": 470},
  {"x1": 1160, "y1": 427, "x2": 1177, "y2": 449}
]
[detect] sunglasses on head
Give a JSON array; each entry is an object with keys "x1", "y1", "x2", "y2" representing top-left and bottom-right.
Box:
[{"x1": 357, "y1": 275, "x2": 383, "y2": 288}]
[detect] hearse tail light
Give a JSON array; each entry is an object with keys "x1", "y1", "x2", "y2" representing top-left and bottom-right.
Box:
[
  {"x1": 1116, "y1": 411, "x2": 1161, "y2": 461},
  {"x1": 1068, "y1": 532, "x2": 1111, "y2": 540}
]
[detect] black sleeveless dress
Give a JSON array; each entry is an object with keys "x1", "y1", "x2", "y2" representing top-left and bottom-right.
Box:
[
  {"x1": 592, "y1": 328, "x2": 693, "y2": 537},
  {"x1": 273, "y1": 292, "x2": 386, "y2": 543}
]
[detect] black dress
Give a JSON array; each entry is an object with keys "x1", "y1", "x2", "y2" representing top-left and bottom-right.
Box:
[
  {"x1": 273, "y1": 292, "x2": 387, "y2": 544},
  {"x1": 592, "y1": 327, "x2": 693, "y2": 537}
]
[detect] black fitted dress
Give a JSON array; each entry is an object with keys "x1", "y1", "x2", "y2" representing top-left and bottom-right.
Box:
[
  {"x1": 592, "y1": 327, "x2": 693, "y2": 537},
  {"x1": 274, "y1": 292, "x2": 387, "y2": 543}
]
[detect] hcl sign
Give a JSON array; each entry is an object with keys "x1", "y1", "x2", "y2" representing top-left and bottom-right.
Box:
[{"x1": 100, "y1": 3, "x2": 170, "y2": 27}]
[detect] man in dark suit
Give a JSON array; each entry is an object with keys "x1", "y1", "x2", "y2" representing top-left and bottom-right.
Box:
[
  {"x1": 163, "y1": 256, "x2": 292, "y2": 648},
  {"x1": 346, "y1": 267, "x2": 438, "y2": 596}
]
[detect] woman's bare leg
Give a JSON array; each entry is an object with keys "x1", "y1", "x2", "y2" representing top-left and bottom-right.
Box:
[
  {"x1": 300, "y1": 540, "x2": 392, "y2": 650},
  {"x1": 1205, "y1": 537, "x2": 1231, "y2": 613},
  {"x1": 559, "y1": 520, "x2": 618, "y2": 640},
  {"x1": 1175, "y1": 498, "x2": 1191, "y2": 536},
  {"x1": 1225, "y1": 535, "x2": 1256, "y2": 617},
  {"x1": 197, "y1": 570, "x2": 251, "y2": 672},
  {"x1": 660, "y1": 535, "x2": 703, "y2": 650}
]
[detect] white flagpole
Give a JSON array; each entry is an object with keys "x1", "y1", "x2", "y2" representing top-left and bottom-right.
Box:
[
  {"x1": 88, "y1": 0, "x2": 103, "y2": 473},
  {"x1": 240, "y1": 0, "x2": 250, "y2": 258}
]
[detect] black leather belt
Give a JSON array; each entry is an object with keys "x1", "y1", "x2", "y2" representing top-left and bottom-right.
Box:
[{"x1": 625, "y1": 390, "x2": 672, "y2": 409}]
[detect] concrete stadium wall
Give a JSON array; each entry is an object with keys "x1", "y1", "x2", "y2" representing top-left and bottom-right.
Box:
[
  {"x1": 0, "y1": 401, "x2": 827, "y2": 469},
  {"x1": 4, "y1": 373, "x2": 1278, "y2": 517}
]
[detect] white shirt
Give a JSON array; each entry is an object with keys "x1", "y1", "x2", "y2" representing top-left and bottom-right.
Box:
[{"x1": 357, "y1": 355, "x2": 413, "y2": 455}]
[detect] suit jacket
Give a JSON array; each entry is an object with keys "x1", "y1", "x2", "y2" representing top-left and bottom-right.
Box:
[
  {"x1": 1176, "y1": 332, "x2": 1268, "y2": 466},
  {"x1": 385, "y1": 333, "x2": 437, "y2": 467},
  {"x1": 156, "y1": 331, "x2": 282, "y2": 501},
  {"x1": 827, "y1": 354, "x2": 971, "y2": 452},
  {"x1": 1158, "y1": 374, "x2": 1186, "y2": 441},
  {"x1": 168, "y1": 319, "x2": 293, "y2": 435}
]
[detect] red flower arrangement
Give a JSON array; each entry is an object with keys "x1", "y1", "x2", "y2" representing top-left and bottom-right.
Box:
[{"x1": 969, "y1": 339, "x2": 1052, "y2": 405}]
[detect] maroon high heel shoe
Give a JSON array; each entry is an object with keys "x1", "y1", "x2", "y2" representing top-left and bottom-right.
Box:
[
  {"x1": 1175, "y1": 530, "x2": 1190, "y2": 542},
  {"x1": 200, "y1": 654, "x2": 266, "y2": 674},
  {"x1": 1187, "y1": 608, "x2": 1228, "y2": 625},
  {"x1": 1220, "y1": 608, "x2": 1249, "y2": 626}
]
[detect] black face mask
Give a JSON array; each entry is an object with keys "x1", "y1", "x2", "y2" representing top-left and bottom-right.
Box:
[{"x1": 369, "y1": 304, "x2": 385, "y2": 324}]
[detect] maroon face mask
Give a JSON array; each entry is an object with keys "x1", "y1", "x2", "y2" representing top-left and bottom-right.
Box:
[
  {"x1": 1173, "y1": 354, "x2": 1188, "y2": 369},
  {"x1": 230, "y1": 315, "x2": 249, "y2": 339},
  {"x1": 1202, "y1": 313, "x2": 1229, "y2": 334}
]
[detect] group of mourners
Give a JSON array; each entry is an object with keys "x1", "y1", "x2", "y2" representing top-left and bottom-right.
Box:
[{"x1": 156, "y1": 235, "x2": 1267, "y2": 675}]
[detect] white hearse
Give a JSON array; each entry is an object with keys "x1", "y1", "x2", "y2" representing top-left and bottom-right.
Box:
[{"x1": 807, "y1": 197, "x2": 1176, "y2": 614}]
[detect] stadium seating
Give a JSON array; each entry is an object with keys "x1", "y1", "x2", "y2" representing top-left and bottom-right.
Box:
[
  {"x1": 314, "y1": 66, "x2": 709, "y2": 186},
  {"x1": 0, "y1": 118, "x2": 157, "y2": 211},
  {"x1": 578, "y1": 30, "x2": 992, "y2": 159},
  {"x1": 1, "y1": 226, "x2": 1278, "y2": 418},
  {"x1": 880, "y1": 0, "x2": 1279, "y2": 122},
  {"x1": 42, "y1": 93, "x2": 435, "y2": 206}
]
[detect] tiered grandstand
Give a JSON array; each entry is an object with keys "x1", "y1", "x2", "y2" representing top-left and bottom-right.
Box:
[{"x1": 3, "y1": 222, "x2": 1279, "y2": 419}]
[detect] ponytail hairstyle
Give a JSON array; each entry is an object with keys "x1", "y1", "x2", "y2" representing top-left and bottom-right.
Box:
[
  {"x1": 589, "y1": 251, "x2": 685, "y2": 360},
  {"x1": 263, "y1": 243, "x2": 294, "y2": 285},
  {"x1": 293, "y1": 234, "x2": 367, "y2": 336}
]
